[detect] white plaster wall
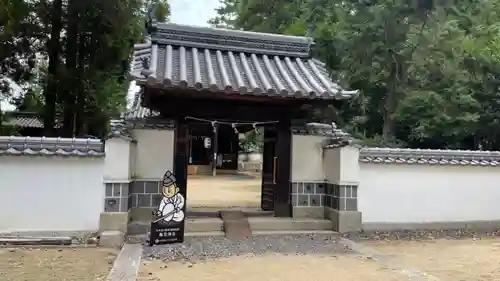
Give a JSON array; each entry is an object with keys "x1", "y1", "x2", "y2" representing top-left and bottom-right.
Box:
[
  {"x1": 103, "y1": 138, "x2": 131, "y2": 181},
  {"x1": 129, "y1": 141, "x2": 137, "y2": 177},
  {"x1": 291, "y1": 135, "x2": 326, "y2": 182},
  {"x1": 359, "y1": 163, "x2": 500, "y2": 223},
  {"x1": 0, "y1": 156, "x2": 104, "y2": 232},
  {"x1": 132, "y1": 129, "x2": 174, "y2": 179},
  {"x1": 324, "y1": 146, "x2": 360, "y2": 185},
  {"x1": 339, "y1": 146, "x2": 360, "y2": 184},
  {"x1": 323, "y1": 148, "x2": 340, "y2": 183}
]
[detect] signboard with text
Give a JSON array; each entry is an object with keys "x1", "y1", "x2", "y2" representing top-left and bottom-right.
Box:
[{"x1": 148, "y1": 170, "x2": 186, "y2": 246}]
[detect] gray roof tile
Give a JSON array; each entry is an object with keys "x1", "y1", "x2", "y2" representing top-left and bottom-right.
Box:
[
  {"x1": 4, "y1": 116, "x2": 44, "y2": 128},
  {"x1": 359, "y1": 147, "x2": 500, "y2": 166},
  {"x1": 4, "y1": 112, "x2": 62, "y2": 128},
  {"x1": 130, "y1": 23, "x2": 359, "y2": 100},
  {"x1": 292, "y1": 122, "x2": 355, "y2": 148},
  {"x1": 0, "y1": 136, "x2": 104, "y2": 157},
  {"x1": 123, "y1": 89, "x2": 159, "y2": 120}
]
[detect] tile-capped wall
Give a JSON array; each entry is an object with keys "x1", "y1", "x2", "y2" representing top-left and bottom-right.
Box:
[
  {"x1": 325, "y1": 184, "x2": 358, "y2": 211},
  {"x1": 104, "y1": 183, "x2": 129, "y2": 212},
  {"x1": 291, "y1": 182, "x2": 327, "y2": 207},
  {"x1": 128, "y1": 180, "x2": 162, "y2": 209}
]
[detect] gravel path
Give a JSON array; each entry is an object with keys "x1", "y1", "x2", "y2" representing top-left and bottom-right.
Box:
[
  {"x1": 138, "y1": 228, "x2": 500, "y2": 263},
  {"x1": 342, "y1": 228, "x2": 500, "y2": 242},
  {"x1": 141, "y1": 234, "x2": 352, "y2": 263}
]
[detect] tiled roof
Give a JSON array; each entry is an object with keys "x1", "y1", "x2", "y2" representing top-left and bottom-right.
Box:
[
  {"x1": 4, "y1": 112, "x2": 62, "y2": 128},
  {"x1": 359, "y1": 148, "x2": 500, "y2": 166},
  {"x1": 122, "y1": 89, "x2": 159, "y2": 120},
  {"x1": 130, "y1": 23, "x2": 359, "y2": 100},
  {"x1": 0, "y1": 136, "x2": 104, "y2": 157},
  {"x1": 4, "y1": 116, "x2": 44, "y2": 128},
  {"x1": 108, "y1": 119, "x2": 135, "y2": 141},
  {"x1": 292, "y1": 122, "x2": 354, "y2": 148}
]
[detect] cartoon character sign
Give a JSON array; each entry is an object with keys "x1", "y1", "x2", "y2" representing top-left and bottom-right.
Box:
[
  {"x1": 154, "y1": 170, "x2": 185, "y2": 224},
  {"x1": 149, "y1": 170, "x2": 187, "y2": 246}
]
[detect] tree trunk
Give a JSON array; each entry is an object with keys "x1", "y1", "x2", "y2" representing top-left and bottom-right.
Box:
[
  {"x1": 61, "y1": 0, "x2": 79, "y2": 137},
  {"x1": 43, "y1": 0, "x2": 63, "y2": 136},
  {"x1": 382, "y1": 13, "x2": 400, "y2": 141},
  {"x1": 382, "y1": 61, "x2": 398, "y2": 140},
  {"x1": 0, "y1": 103, "x2": 3, "y2": 130},
  {"x1": 75, "y1": 31, "x2": 86, "y2": 136}
]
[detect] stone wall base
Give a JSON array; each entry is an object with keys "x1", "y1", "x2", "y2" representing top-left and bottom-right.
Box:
[
  {"x1": 99, "y1": 230, "x2": 125, "y2": 248},
  {"x1": 98, "y1": 212, "x2": 129, "y2": 247},
  {"x1": 99, "y1": 212, "x2": 129, "y2": 233},
  {"x1": 363, "y1": 220, "x2": 500, "y2": 232},
  {"x1": 292, "y1": 206, "x2": 362, "y2": 233},
  {"x1": 292, "y1": 206, "x2": 324, "y2": 219},
  {"x1": 325, "y1": 208, "x2": 362, "y2": 233},
  {"x1": 128, "y1": 207, "x2": 154, "y2": 222}
]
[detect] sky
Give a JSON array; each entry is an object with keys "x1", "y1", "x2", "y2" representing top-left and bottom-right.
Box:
[
  {"x1": 169, "y1": 0, "x2": 221, "y2": 27},
  {"x1": 1, "y1": 0, "x2": 221, "y2": 112},
  {"x1": 126, "y1": 0, "x2": 222, "y2": 106}
]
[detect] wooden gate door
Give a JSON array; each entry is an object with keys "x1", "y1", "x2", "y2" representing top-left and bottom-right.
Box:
[{"x1": 260, "y1": 126, "x2": 277, "y2": 211}]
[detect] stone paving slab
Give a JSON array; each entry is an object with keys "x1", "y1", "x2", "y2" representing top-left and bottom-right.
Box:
[
  {"x1": 107, "y1": 244, "x2": 142, "y2": 281},
  {"x1": 220, "y1": 210, "x2": 252, "y2": 240}
]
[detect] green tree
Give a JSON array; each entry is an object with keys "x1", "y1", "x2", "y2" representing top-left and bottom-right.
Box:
[
  {"x1": 1, "y1": 0, "x2": 170, "y2": 138},
  {"x1": 212, "y1": 0, "x2": 500, "y2": 150}
]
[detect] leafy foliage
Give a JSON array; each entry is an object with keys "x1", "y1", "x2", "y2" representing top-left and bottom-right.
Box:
[
  {"x1": 0, "y1": 0, "x2": 170, "y2": 138},
  {"x1": 212, "y1": 0, "x2": 500, "y2": 150}
]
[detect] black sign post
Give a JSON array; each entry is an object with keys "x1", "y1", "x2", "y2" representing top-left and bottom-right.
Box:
[{"x1": 149, "y1": 170, "x2": 186, "y2": 245}]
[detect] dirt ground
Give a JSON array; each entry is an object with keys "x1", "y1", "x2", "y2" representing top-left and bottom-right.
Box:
[
  {"x1": 139, "y1": 254, "x2": 406, "y2": 281},
  {"x1": 187, "y1": 175, "x2": 261, "y2": 208},
  {"x1": 363, "y1": 238, "x2": 500, "y2": 281},
  {"x1": 0, "y1": 247, "x2": 118, "y2": 281}
]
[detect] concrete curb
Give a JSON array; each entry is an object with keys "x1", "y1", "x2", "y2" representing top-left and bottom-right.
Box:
[{"x1": 107, "y1": 244, "x2": 142, "y2": 281}]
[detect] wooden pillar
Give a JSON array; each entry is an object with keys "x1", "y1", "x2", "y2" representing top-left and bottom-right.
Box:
[
  {"x1": 174, "y1": 119, "x2": 189, "y2": 202},
  {"x1": 212, "y1": 122, "x2": 218, "y2": 176},
  {"x1": 274, "y1": 114, "x2": 292, "y2": 217}
]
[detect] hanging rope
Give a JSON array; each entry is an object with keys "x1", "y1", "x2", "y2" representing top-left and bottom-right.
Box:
[{"x1": 185, "y1": 116, "x2": 278, "y2": 134}]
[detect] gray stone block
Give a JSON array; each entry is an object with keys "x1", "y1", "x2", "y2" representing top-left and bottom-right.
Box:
[
  {"x1": 137, "y1": 194, "x2": 151, "y2": 207},
  {"x1": 292, "y1": 206, "x2": 325, "y2": 219},
  {"x1": 352, "y1": 186, "x2": 358, "y2": 198},
  {"x1": 129, "y1": 194, "x2": 138, "y2": 208},
  {"x1": 105, "y1": 184, "x2": 113, "y2": 197},
  {"x1": 99, "y1": 230, "x2": 124, "y2": 248},
  {"x1": 310, "y1": 195, "x2": 321, "y2": 206},
  {"x1": 145, "y1": 181, "x2": 160, "y2": 194},
  {"x1": 152, "y1": 194, "x2": 162, "y2": 206},
  {"x1": 315, "y1": 183, "x2": 325, "y2": 194},
  {"x1": 119, "y1": 197, "x2": 128, "y2": 212},
  {"x1": 112, "y1": 183, "x2": 122, "y2": 197},
  {"x1": 297, "y1": 195, "x2": 309, "y2": 206},
  {"x1": 99, "y1": 212, "x2": 129, "y2": 233},
  {"x1": 120, "y1": 183, "x2": 129, "y2": 197},
  {"x1": 105, "y1": 198, "x2": 120, "y2": 212},
  {"x1": 130, "y1": 181, "x2": 145, "y2": 193},
  {"x1": 326, "y1": 209, "x2": 362, "y2": 233},
  {"x1": 304, "y1": 183, "x2": 314, "y2": 194}
]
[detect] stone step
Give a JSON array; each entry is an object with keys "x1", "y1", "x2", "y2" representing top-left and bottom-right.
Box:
[
  {"x1": 128, "y1": 217, "x2": 333, "y2": 235},
  {"x1": 187, "y1": 207, "x2": 274, "y2": 218},
  {"x1": 186, "y1": 217, "x2": 224, "y2": 233},
  {"x1": 127, "y1": 218, "x2": 224, "y2": 235},
  {"x1": 248, "y1": 217, "x2": 333, "y2": 232},
  {"x1": 128, "y1": 230, "x2": 337, "y2": 243},
  {"x1": 219, "y1": 210, "x2": 252, "y2": 240}
]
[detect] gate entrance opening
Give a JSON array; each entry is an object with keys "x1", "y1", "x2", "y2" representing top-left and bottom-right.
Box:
[{"x1": 128, "y1": 20, "x2": 358, "y2": 219}]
